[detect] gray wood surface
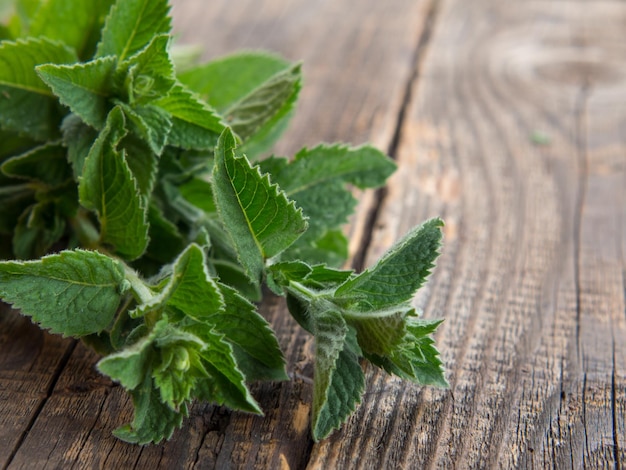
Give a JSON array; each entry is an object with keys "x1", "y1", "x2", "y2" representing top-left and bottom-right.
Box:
[{"x1": 1, "y1": 0, "x2": 624, "y2": 468}]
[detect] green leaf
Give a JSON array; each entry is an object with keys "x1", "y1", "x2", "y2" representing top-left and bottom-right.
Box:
[
  {"x1": 364, "y1": 318, "x2": 447, "y2": 387},
  {"x1": 210, "y1": 259, "x2": 261, "y2": 302},
  {"x1": 0, "y1": 249, "x2": 126, "y2": 336},
  {"x1": 79, "y1": 107, "x2": 149, "y2": 260},
  {"x1": 311, "y1": 310, "x2": 364, "y2": 441},
  {"x1": 0, "y1": 37, "x2": 74, "y2": 95},
  {"x1": 261, "y1": 145, "x2": 395, "y2": 264},
  {"x1": 118, "y1": 133, "x2": 158, "y2": 198},
  {"x1": 28, "y1": 0, "x2": 115, "y2": 60},
  {"x1": 0, "y1": 23, "x2": 11, "y2": 40},
  {"x1": 0, "y1": 183, "x2": 33, "y2": 236},
  {"x1": 225, "y1": 64, "x2": 301, "y2": 142},
  {"x1": 212, "y1": 128, "x2": 307, "y2": 284},
  {"x1": 190, "y1": 323, "x2": 262, "y2": 414},
  {"x1": 211, "y1": 283, "x2": 287, "y2": 381},
  {"x1": 117, "y1": 101, "x2": 172, "y2": 155},
  {"x1": 178, "y1": 51, "x2": 298, "y2": 156},
  {"x1": 266, "y1": 260, "x2": 312, "y2": 294},
  {"x1": 0, "y1": 37, "x2": 76, "y2": 140},
  {"x1": 96, "y1": 0, "x2": 171, "y2": 62},
  {"x1": 335, "y1": 218, "x2": 444, "y2": 310},
  {"x1": 153, "y1": 83, "x2": 226, "y2": 150},
  {"x1": 177, "y1": 176, "x2": 216, "y2": 214},
  {"x1": 119, "y1": 34, "x2": 175, "y2": 105},
  {"x1": 132, "y1": 203, "x2": 185, "y2": 273},
  {"x1": 179, "y1": 51, "x2": 291, "y2": 110},
  {"x1": 276, "y1": 144, "x2": 397, "y2": 192},
  {"x1": 345, "y1": 307, "x2": 408, "y2": 356},
  {"x1": 131, "y1": 243, "x2": 224, "y2": 321},
  {"x1": 12, "y1": 201, "x2": 66, "y2": 259},
  {"x1": 304, "y1": 264, "x2": 354, "y2": 288},
  {"x1": 1, "y1": 142, "x2": 72, "y2": 187},
  {"x1": 37, "y1": 56, "x2": 116, "y2": 129},
  {"x1": 3, "y1": 0, "x2": 42, "y2": 37},
  {"x1": 62, "y1": 113, "x2": 98, "y2": 178},
  {"x1": 98, "y1": 318, "x2": 166, "y2": 390},
  {"x1": 113, "y1": 369, "x2": 187, "y2": 445},
  {"x1": 152, "y1": 325, "x2": 209, "y2": 408},
  {"x1": 0, "y1": 129, "x2": 36, "y2": 160}
]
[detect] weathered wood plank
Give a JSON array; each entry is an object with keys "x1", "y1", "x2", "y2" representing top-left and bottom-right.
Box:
[
  {"x1": 0, "y1": 306, "x2": 74, "y2": 468},
  {"x1": 308, "y1": 1, "x2": 626, "y2": 468},
  {"x1": 1, "y1": 1, "x2": 432, "y2": 468}
]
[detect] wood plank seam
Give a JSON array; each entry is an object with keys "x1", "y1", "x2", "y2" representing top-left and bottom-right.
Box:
[
  {"x1": 352, "y1": 0, "x2": 440, "y2": 274},
  {"x1": 1, "y1": 340, "x2": 77, "y2": 470}
]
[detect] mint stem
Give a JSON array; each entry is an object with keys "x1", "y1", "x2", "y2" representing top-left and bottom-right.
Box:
[{"x1": 123, "y1": 264, "x2": 154, "y2": 304}]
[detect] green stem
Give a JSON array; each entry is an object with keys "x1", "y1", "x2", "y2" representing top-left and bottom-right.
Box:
[
  {"x1": 123, "y1": 264, "x2": 154, "y2": 304},
  {"x1": 286, "y1": 280, "x2": 318, "y2": 303},
  {"x1": 69, "y1": 209, "x2": 101, "y2": 249}
]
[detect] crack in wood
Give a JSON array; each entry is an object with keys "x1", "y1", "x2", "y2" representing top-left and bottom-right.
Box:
[
  {"x1": 351, "y1": 0, "x2": 441, "y2": 273},
  {"x1": 612, "y1": 345, "x2": 621, "y2": 470},
  {"x1": 573, "y1": 81, "x2": 591, "y2": 368},
  {"x1": 2, "y1": 340, "x2": 77, "y2": 470}
]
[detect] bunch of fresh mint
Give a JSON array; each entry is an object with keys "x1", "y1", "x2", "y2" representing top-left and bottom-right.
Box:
[{"x1": 0, "y1": 0, "x2": 447, "y2": 444}]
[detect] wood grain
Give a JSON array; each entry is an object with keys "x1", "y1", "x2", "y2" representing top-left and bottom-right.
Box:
[
  {"x1": 308, "y1": 1, "x2": 626, "y2": 468},
  {"x1": 0, "y1": 0, "x2": 432, "y2": 469},
  {"x1": 1, "y1": 0, "x2": 624, "y2": 468},
  {"x1": 0, "y1": 307, "x2": 74, "y2": 467}
]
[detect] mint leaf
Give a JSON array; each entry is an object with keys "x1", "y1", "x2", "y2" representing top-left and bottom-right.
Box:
[
  {"x1": 179, "y1": 52, "x2": 299, "y2": 156},
  {"x1": 152, "y1": 325, "x2": 209, "y2": 409},
  {"x1": 177, "y1": 176, "x2": 216, "y2": 214},
  {"x1": 129, "y1": 244, "x2": 285, "y2": 381},
  {"x1": 261, "y1": 145, "x2": 395, "y2": 264},
  {"x1": 190, "y1": 322, "x2": 262, "y2": 414},
  {"x1": 118, "y1": 133, "x2": 158, "y2": 198},
  {"x1": 119, "y1": 34, "x2": 175, "y2": 105},
  {"x1": 117, "y1": 101, "x2": 172, "y2": 155},
  {"x1": 267, "y1": 260, "x2": 312, "y2": 294},
  {"x1": 275, "y1": 144, "x2": 397, "y2": 192},
  {"x1": 98, "y1": 318, "x2": 166, "y2": 390},
  {"x1": 28, "y1": 0, "x2": 115, "y2": 59},
  {"x1": 0, "y1": 249, "x2": 125, "y2": 336},
  {"x1": 345, "y1": 307, "x2": 408, "y2": 356},
  {"x1": 211, "y1": 259, "x2": 261, "y2": 303},
  {"x1": 335, "y1": 218, "x2": 443, "y2": 310},
  {"x1": 79, "y1": 107, "x2": 149, "y2": 260},
  {"x1": 0, "y1": 37, "x2": 76, "y2": 140},
  {"x1": 311, "y1": 310, "x2": 364, "y2": 441},
  {"x1": 113, "y1": 369, "x2": 187, "y2": 445},
  {"x1": 61, "y1": 113, "x2": 98, "y2": 178},
  {"x1": 130, "y1": 243, "x2": 224, "y2": 321},
  {"x1": 304, "y1": 264, "x2": 354, "y2": 288},
  {"x1": 364, "y1": 318, "x2": 447, "y2": 387},
  {"x1": 101, "y1": 318, "x2": 210, "y2": 410},
  {"x1": 153, "y1": 83, "x2": 226, "y2": 150},
  {"x1": 179, "y1": 51, "x2": 291, "y2": 111},
  {"x1": 12, "y1": 200, "x2": 66, "y2": 259},
  {"x1": 225, "y1": 64, "x2": 301, "y2": 143},
  {"x1": 3, "y1": 0, "x2": 42, "y2": 37},
  {"x1": 37, "y1": 56, "x2": 116, "y2": 129},
  {"x1": 0, "y1": 130, "x2": 35, "y2": 161},
  {"x1": 0, "y1": 183, "x2": 33, "y2": 237},
  {"x1": 96, "y1": 0, "x2": 171, "y2": 62},
  {"x1": 1, "y1": 142, "x2": 72, "y2": 187},
  {"x1": 290, "y1": 229, "x2": 349, "y2": 267},
  {"x1": 134, "y1": 203, "x2": 185, "y2": 271},
  {"x1": 212, "y1": 128, "x2": 307, "y2": 284},
  {"x1": 212, "y1": 283, "x2": 287, "y2": 381}
]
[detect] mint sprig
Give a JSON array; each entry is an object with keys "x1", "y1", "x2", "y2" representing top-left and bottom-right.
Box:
[{"x1": 0, "y1": 0, "x2": 447, "y2": 444}]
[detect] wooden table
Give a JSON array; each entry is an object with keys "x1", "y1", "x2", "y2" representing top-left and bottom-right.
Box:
[{"x1": 1, "y1": 0, "x2": 625, "y2": 468}]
